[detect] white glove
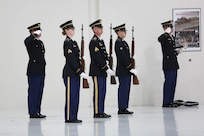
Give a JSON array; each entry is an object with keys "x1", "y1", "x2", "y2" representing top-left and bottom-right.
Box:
[
  {"x1": 80, "y1": 72, "x2": 88, "y2": 79},
  {"x1": 176, "y1": 48, "x2": 183, "y2": 54},
  {"x1": 88, "y1": 76, "x2": 93, "y2": 86},
  {"x1": 33, "y1": 30, "x2": 42, "y2": 35},
  {"x1": 130, "y1": 69, "x2": 138, "y2": 76},
  {"x1": 106, "y1": 68, "x2": 115, "y2": 76},
  {"x1": 165, "y1": 27, "x2": 172, "y2": 34}
]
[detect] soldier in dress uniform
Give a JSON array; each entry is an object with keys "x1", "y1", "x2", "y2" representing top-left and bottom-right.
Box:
[
  {"x1": 24, "y1": 23, "x2": 46, "y2": 118},
  {"x1": 158, "y1": 20, "x2": 182, "y2": 108},
  {"x1": 89, "y1": 19, "x2": 115, "y2": 118},
  {"x1": 113, "y1": 24, "x2": 137, "y2": 114},
  {"x1": 60, "y1": 20, "x2": 88, "y2": 123}
]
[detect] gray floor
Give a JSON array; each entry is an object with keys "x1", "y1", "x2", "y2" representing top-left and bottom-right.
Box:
[{"x1": 0, "y1": 106, "x2": 204, "y2": 136}]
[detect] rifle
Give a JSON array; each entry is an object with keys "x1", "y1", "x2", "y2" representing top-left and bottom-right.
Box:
[
  {"x1": 131, "y1": 26, "x2": 139, "y2": 85},
  {"x1": 81, "y1": 24, "x2": 89, "y2": 88},
  {"x1": 109, "y1": 24, "x2": 116, "y2": 84}
]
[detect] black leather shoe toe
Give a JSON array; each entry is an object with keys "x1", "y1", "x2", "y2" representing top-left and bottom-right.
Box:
[
  {"x1": 94, "y1": 113, "x2": 111, "y2": 118},
  {"x1": 39, "y1": 114, "x2": 46, "y2": 118},
  {"x1": 162, "y1": 103, "x2": 179, "y2": 108},
  {"x1": 174, "y1": 100, "x2": 185, "y2": 106},
  {"x1": 118, "y1": 109, "x2": 133, "y2": 114},
  {"x1": 184, "y1": 101, "x2": 199, "y2": 107},
  {"x1": 65, "y1": 120, "x2": 82, "y2": 123},
  {"x1": 102, "y1": 113, "x2": 111, "y2": 118},
  {"x1": 30, "y1": 113, "x2": 46, "y2": 118}
]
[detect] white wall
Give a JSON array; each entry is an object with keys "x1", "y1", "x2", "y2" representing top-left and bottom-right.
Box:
[{"x1": 0, "y1": 0, "x2": 203, "y2": 110}]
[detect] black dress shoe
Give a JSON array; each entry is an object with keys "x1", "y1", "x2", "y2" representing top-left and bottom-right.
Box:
[
  {"x1": 30, "y1": 113, "x2": 46, "y2": 118},
  {"x1": 65, "y1": 120, "x2": 82, "y2": 123},
  {"x1": 94, "y1": 113, "x2": 111, "y2": 118},
  {"x1": 184, "y1": 101, "x2": 199, "y2": 107},
  {"x1": 118, "y1": 109, "x2": 133, "y2": 114},
  {"x1": 102, "y1": 113, "x2": 111, "y2": 117},
  {"x1": 174, "y1": 100, "x2": 185, "y2": 106},
  {"x1": 162, "y1": 103, "x2": 179, "y2": 108}
]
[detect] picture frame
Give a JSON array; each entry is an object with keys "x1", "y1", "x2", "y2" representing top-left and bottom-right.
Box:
[{"x1": 172, "y1": 8, "x2": 201, "y2": 51}]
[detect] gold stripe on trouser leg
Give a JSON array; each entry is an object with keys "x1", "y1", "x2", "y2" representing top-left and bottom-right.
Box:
[
  {"x1": 94, "y1": 76, "x2": 98, "y2": 114},
  {"x1": 67, "y1": 76, "x2": 70, "y2": 120}
]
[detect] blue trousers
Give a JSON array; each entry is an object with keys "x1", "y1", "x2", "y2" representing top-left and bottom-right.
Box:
[
  {"x1": 118, "y1": 76, "x2": 131, "y2": 109},
  {"x1": 27, "y1": 74, "x2": 45, "y2": 114},
  {"x1": 92, "y1": 76, "x2": 106, "y2": 114},
  {"x1": 63, "y1": 76, "x2": 80, "y2": 121},
  {"x1": 163, "y1": 70, "x2": 177, "y2": 105}
]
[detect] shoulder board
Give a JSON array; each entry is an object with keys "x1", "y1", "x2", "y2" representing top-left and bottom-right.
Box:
[
  {"x1": 164, "y1": 33, "x2": 169, "y2": 37},
  {"x1": 91, "y1": 36, "x2": 98, "y2": 41},
  {"x1": 65, "y1": 37, "x2": 71, "y2": 42},
  {"x1": 116, "y1": 38, "x2": 122, "y2": 41}
]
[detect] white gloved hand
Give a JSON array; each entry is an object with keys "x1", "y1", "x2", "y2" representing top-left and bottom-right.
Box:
[
  {"x1": 80, "y1": 72, "x2": 88, "y2": 79},
  {"x1": 177, "y1": 48, "x2": 183, "y2": 54},
  {"x1": 165, "y1": 27, "x2": 172, "y2": 34},
  {"x1": 106, "y1": 68, "x2": 115, "y2": 76},
  {"x1": 130, "y1": 69, "x2": 138, "y2": 76},
  {"x1": 88, "y1": 76, "x2": 93, "y2": 86},
  {"x1": 33, "y1": 30, "x2": 42, "y2": 35}
]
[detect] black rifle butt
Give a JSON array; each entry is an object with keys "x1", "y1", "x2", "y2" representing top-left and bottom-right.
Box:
[
  {"x1": 133, "y1": 75, "x2": 139, "y2": 85},
  {"x1": 83, "y1": 78, "x2": 89, "y2": 88},
  {"x1": 111, "y1": 76, "x2": 117, "y2": 84}
]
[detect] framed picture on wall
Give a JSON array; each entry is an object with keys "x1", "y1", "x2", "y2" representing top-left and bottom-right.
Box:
[{"x1": 172, "y1": 8, "x2": 201, "y2": 51}]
